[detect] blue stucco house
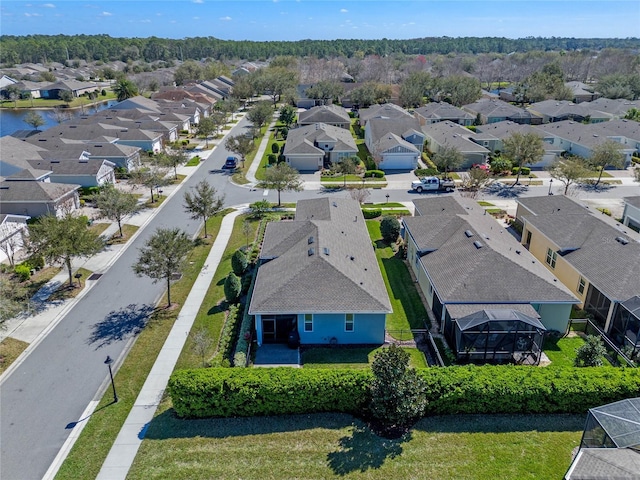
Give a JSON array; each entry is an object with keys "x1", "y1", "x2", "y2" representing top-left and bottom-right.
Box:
[{"x1": 248, "y1": 198, "x2": 392, "y2": 347}]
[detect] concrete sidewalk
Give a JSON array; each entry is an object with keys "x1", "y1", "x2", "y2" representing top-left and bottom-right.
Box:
[
  {"x1": 245, "y1": 114, "x2": 278, "y2": 185},
  {"x1": 0, "y1": 154, "x2": 212, "y2": 346},
  {"x1": 95, "y1": 208, "x2": 245, "y2": 480}
]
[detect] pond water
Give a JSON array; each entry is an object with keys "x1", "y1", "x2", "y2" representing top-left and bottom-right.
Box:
[{"x1": 0, "y1": 100, "x2": 118, "y2": 137}]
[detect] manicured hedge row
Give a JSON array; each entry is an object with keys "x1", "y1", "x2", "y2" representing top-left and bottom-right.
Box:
[
  {"x1": 169, "y1": 368, "x2": 371, "y2": 418},
  {"x1": 169, "y1": 366, "x2": 640, "y2": 419},
  {"x1": 362, "y1": 208, "x2": 382, "y2": 219},
  {"x1": 419, "y1": 366, "x2": 640, "y2": 415}
]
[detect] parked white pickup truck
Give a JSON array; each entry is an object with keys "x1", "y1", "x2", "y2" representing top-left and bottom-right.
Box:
[{"x1": 411, "y1": 176, "x2": 455, "y2": 193}]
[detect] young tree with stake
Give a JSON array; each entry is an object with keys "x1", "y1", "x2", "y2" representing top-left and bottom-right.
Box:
[
  {"x1": 93, "y1": 186, "x2": 139, "y2": 238},
  {"x1": 183, "y1": 181, "x2": 225, "y2": 238},
  {"x1": 132, "y1": 228, "x2": 193, "y2": 308},
  {"x1": 257, "y1": 163, "x2": 303, "y2": 207}
]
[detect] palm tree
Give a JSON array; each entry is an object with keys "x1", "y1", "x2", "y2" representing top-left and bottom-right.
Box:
[{"x1": 113, "y1": 79, "x2": 139, "y2": 102}]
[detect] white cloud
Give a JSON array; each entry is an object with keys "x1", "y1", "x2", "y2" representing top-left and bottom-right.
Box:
[
  {"x1": 193, "y1": 16, "x2": 200, "y2": 20},
  {"x1": 193, "y1": 0, "x2": 204, "y2": 3},
  {"x1": 141, "y1": 19, "x2": 151, "y2": 23},
  {"x1": 25, "y1": 12, "x2": 42, "y2": 17},
  {"x1": 220, "y1": 16, "x2": 232, "y2": 21},
  {"x1": 340, "y1": 8, "x2": 348, "y2": 13},
  {"x1": 100, "y1": 11, "x2": 112, "y2": 16},
  {"x1": 42, "y1": 3, "x2": 55, "y2": 8}
]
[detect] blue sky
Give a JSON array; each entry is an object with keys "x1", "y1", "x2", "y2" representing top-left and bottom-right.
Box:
[{"x1": 1, "y1": 1, "x2": 638, "y2": 41}]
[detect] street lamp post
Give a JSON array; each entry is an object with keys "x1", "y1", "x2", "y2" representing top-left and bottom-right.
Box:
[
  {"x1": 385, "y1": 194, "x2": 390, "y2": 204},
  {"x1": 104, "y1": 356, "x2": 118, "y2": 403},
  {"x1": 548, "y1": 178, "x2": 554, "y2": 196},
  {"x1": 528, "y1": 175, "x2": 533, "y2": 186}
]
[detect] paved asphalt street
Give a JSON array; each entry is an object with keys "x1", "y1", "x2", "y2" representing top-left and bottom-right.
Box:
[
  {"x1": 1, "y1": 112, "x2": 638, "y2": 480},
  {"x1": 0, "y1": 117, "x2": 259, "y2": 480}
]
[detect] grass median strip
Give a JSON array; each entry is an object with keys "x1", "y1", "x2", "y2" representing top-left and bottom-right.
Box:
[
  {"x1": 54, "y1": 211, "x2": 229, "y2": 480},
  {"x1": 0, "y1": 338, "x2": 30, "y2": 374}
]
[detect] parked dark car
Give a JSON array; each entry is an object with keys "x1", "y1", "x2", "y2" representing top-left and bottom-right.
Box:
[{"x1": 223, "y1": 156, "x2": 238, "y2": 169}]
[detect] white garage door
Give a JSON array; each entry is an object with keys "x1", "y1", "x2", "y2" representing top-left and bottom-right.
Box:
[
  {"x1": 378, "y1": 154, "x2": 417, "y2": 170},
  {"x1": 287, "y1": 155, "x2": 322, "y2": 172}
]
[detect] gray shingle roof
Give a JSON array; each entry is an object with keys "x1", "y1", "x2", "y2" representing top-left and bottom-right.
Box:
[
  {"x1": 359, "y1": 103, "x2": 412, "y2": 125},
  {"x1": 517, "y1": 195, "x2": 588, "y2": 218},
  {"x1": 249, "y1": 198, "x2": 391, "y2": 315},
  {"x1": 624, "y1": 196, "x2": 640, "y2": 209},
  {"x1": 367, "y1": 116, "x2": 423, "y2": 145},
  {"x1": 518, "y1": 195, "x2": 640, "y2": 301},
  {"x1": 446, "y1": 303, "x2": 540, "y2": 320},
  {"x1": 583, "y1": 98, "x2": 640, "y2": 117},
  {"x1": 462, "y1": 98, "x2": 530, "y2": 119},
  {"x1": 421, "y1": 121, "x2": 490, "y2": 154},
  {"x1": 27, "y1": 159, "x2": 113, "y2": 176},
  {"x1": 405, "y1": 197, "x2": 577, "y2": 304},
  {"x1": 413, "y1": 196, "x2": 468, "y2": 216},
  {"x1": 284, "y1": 123, "x2": 357, "y2": 156},
  {"x1": 374, "y1": 132, "x2": 419, "y2": 154},
  {"x1": 414, "y1": 102, "x2": 474, "y2": 122},
  {"x1": 299, "y1": 105, "x2": 350, "y2": 125},
  {"x1": 524, "y1": 214, "x2": 640, "y2": 301},
  {"x1": 0, "y1": 179, "x2": 79, "y2": 202},
  {"x1": 527, "y1": 99, "x2": 593, "y2": 118}
]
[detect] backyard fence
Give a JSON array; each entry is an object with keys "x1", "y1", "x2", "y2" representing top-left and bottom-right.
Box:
[{"x1": 568, "y1": 318, "x2": 636, "y2": 368}]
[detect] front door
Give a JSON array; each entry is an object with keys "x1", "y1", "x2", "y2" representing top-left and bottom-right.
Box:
[
  {"x1": 262, "y1": 315, "x2": 296, "y2": 344},
  {"x1": 263, "y1": 317, "x2": 276, "y2": 343}
]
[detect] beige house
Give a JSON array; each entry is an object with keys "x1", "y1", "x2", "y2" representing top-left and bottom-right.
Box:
[{"x1": 516, "y1": 196, "x2": 640, "y2": 347}]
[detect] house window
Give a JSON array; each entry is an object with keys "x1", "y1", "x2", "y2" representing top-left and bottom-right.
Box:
[
  {"x1": 545, "y1": 248, "x2": 557, "y2": 269},
  {"x1": 304, "y1": 314, "x2": 313, "y2": 332},
  {"x1": 345, "y1": 314, "x2": 354, "y2": 332},
  {"x1": 577, "y1": 277, "x2": 586, "y2": 295}
]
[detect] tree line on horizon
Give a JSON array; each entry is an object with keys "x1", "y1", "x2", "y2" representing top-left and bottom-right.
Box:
[{"x1": 1, "y1": 34, "x2": 639, "y2": 66}]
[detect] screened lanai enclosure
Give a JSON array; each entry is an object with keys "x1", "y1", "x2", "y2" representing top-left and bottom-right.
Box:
[
  {"x1": 580, "y1": 398, "x2": 640, "y2": 450},
  {"x1": 447, "y1": 308, "x2": 546, "y2": 365},
  {"x1": 610, "y1": 296, "x2": 640, "y2": 359}
]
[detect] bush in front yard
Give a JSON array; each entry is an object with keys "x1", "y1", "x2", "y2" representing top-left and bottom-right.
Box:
[
  {"x1": 224, "y1": 273, "x2": 241, "y2": 304},
  {"x1": 362, "y1": 209, "x2": 382, "y2": 219},
  {"x1": 365, "y1": 170, "x2": 385, "y2": 178},
  {"x1": 14, "y1": 264, "x2": 31, "y2": 282},
  {"x1": 380, "y1": 216, "x2": 401, "y2": 244},
  {"x1": 231, "y1": 250, "x2": 248, "y2": 276}
]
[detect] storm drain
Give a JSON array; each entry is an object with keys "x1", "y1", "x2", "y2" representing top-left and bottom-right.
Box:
[{"x1": 87, "y1": 273, "x2": 103, "y2": 281}]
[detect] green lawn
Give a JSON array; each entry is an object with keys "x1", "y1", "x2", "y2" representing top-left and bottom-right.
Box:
[
  {"x1": 128, "y1": 410, "x2": 583, "y2": 480},
  {"x1": 54, "y1": 212, "x2": 229, "y2": 480},
  {"x1": 106, "y1": 224, "x2": 139, "y2": 245},
  {"x1": 0, "y1": 337, "x2": 30, "y2": 374},
  {"x1": 302, "y1": 347, "x2": 427, "y2": 369},
  {"x1": 174, "y1": 214, "x2": 260, "y2": 370},
  {"x1": 254, "y1": 130, "x2": 284, "y2": 182},
  {"x1": 543, "y1": 335, "x2": 585, "y2": 367},
  {"x1": 366, "y1": 220, "x2": 429, "y2": 340}
]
